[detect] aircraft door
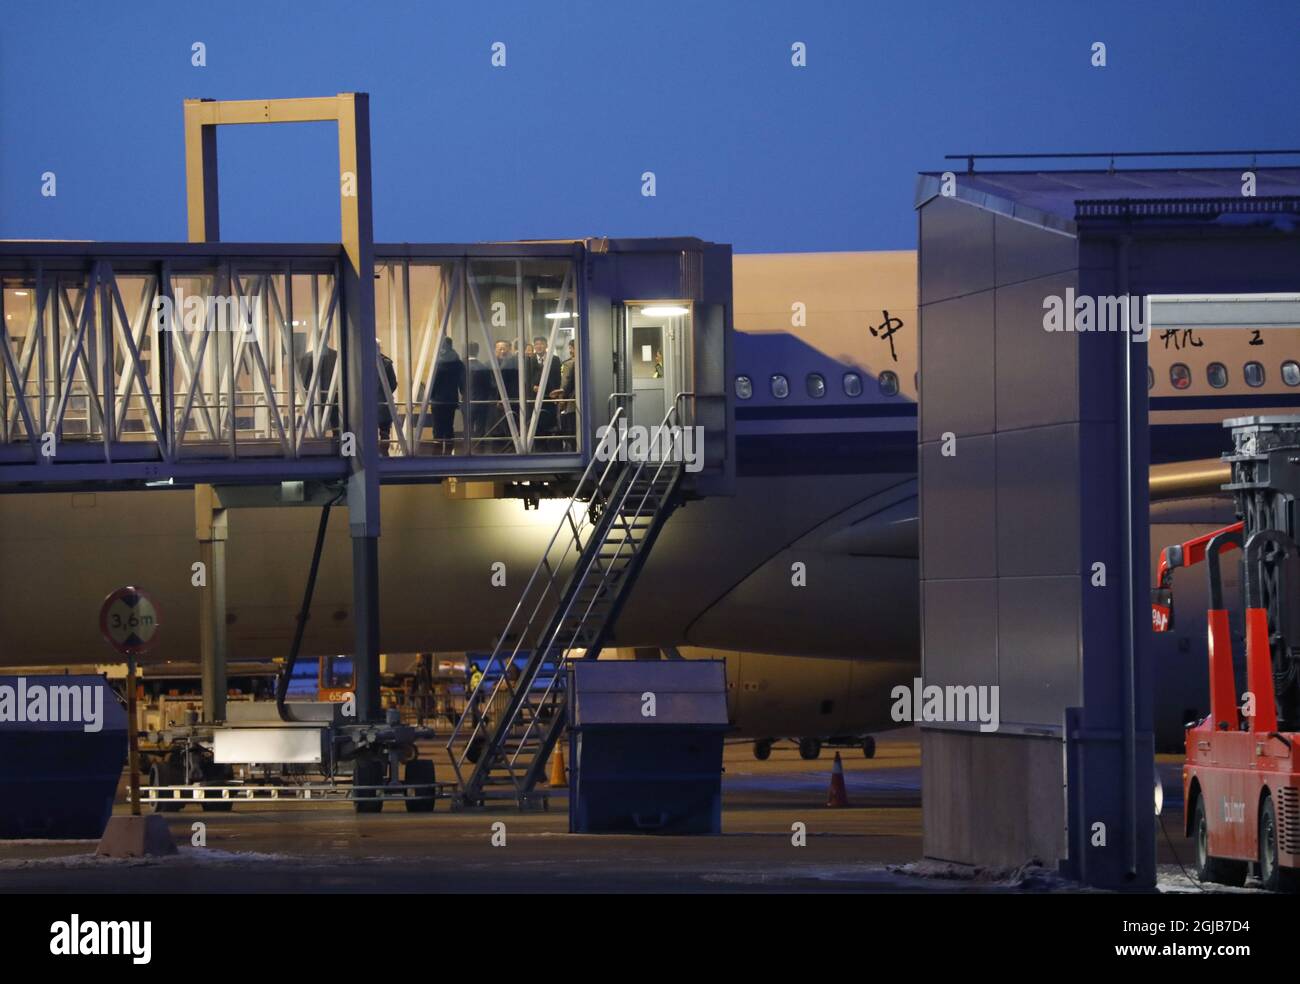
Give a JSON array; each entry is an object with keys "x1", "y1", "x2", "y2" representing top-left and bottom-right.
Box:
[{"x1": 625, "y1": 302, "x2": 692, "y2": 429}]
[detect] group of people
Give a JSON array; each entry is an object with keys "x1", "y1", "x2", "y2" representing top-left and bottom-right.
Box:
[
  {"x1": 380, "y1": 334, "x2": 577, "y2": 454},
  {"x1": 299, "y1": 334, "x2": 577, "y2": 455}
]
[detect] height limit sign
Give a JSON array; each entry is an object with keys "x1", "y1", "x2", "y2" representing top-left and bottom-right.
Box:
[
  {"x1": 99, "y1": 586, "x2": 160, "y2": 657},
  {"x1": 99, "y1": 585, "x2": 160, "y2": 819}
]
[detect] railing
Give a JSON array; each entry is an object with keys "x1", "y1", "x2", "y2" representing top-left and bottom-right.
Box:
[
  {"x1": 445, "y1": 392, "x2": 690, "y2": 800},
  {"x1": 444, "y1": 403, "x2": 629, "y2": 791},
  {"x1": 500, "y1": 396, "x2": 688, "y2": 773}
]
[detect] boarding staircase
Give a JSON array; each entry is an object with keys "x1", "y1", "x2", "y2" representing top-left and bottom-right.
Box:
[{"x1": 445, "y1": 400, "x2": 687, "y2": 808}]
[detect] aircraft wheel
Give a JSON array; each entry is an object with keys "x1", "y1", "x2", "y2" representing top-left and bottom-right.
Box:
[
  {"x1": 1193, "y1": 795, "x2": 1245, "y2": 886},
  {"x1": 353, "y1": 758, "x2": 385, "y2": 814},
  {"x1": 1259, "y1": 794, "x2": 1300, "y2": 892},
  {"x1": 862, "y1": 736, "x2": 877, "y2": 759},
  {"x1": 200, "y1": 798, "x2": 234, "y2": 813},
  {"x1": 798, "y1": 738, "x2": 822, "y2": 761},
  {"x1": 404, "y1": 758, "x2": 436, "y2": 814},
  {"x1": 753, "y1": 739, "x2": 773, "y2": 761}
]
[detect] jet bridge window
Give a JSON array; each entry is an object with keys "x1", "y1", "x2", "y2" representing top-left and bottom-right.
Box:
[
  {"x1": 1282, "y1": 361, "x2": 1300, "y2": 387},
  {"x1": 1244, "y1": 361, "x2": 1266, "y2": 388},
  {"x1": 374, "y1": 257, "x2": 580, "y2": 458},
  {"x1": 1206, "y1": 362, "x2": 1228, "y2": 389}
]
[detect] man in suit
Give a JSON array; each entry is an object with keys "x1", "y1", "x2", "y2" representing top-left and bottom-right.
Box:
[
  {"x1": 531, "y1": 335, "x2": 562, "y2": 444},
  {"x1": 428, "y1": 337, "x2": 464, "y2": 450},
  {"x1": 297, "y1": 342, "x2": 340, "y2": 439}
]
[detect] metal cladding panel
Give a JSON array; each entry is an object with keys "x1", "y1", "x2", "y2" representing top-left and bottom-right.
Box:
[
  {"x1": 920, "y1": 434, "x2": 996, "y2": 580},
  {"x1": 919, "y1": 290, "x2": 996, "y2": 442},
  {"x1": 0, "y1": 675, "x2": 126, "y2": 838},
  {"x1": 921, "y1": 578, "x2": 999, "y2": 693},
  {"x1": 996, "y1": 576, "x2": 1082, "y2": 727},
  {"x1": 919, "y1": 194, "x2": 996, "y2": 305},
  {"x1": 993, "y1": 212, "x2": 1078, "y2": 287},
  {"x1": 995, "y1": 423, "x2": 1081, "y2": 578},
  {"x1": 611, "y1": 251, "x2": 693, "y2": 300},
  {"x1": 569, "y1": 660, "x2": 729, "y2": 727},
  {"x1": 994, "y1": 271, "x2": 1080, "y2": 432}
]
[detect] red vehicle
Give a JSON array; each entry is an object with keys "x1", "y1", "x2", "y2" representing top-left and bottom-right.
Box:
[{"x1": 1155, "y1": 417, "x2": 1300, "y2": 892}]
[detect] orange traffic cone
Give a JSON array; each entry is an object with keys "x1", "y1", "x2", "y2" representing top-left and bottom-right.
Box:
[
  {"x1": 826, "y1": 751, "x2": 849, "y2": 808},
  {"x1": 548, "y1": 743, "x2": 567, "y2": 788}
]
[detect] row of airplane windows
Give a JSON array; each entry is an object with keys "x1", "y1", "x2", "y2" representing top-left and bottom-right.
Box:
[
  {"x1": 1151, "y1": 360, "x2": 1300, "y2": 391},
  {"x1": 735, "y1": 370, "x2": 913, "y2": 400}
]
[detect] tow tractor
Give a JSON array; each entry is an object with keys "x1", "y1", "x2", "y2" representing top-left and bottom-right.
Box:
[{"x1": 1154, "y1": 416, "x2": 1300, "y2": 891}]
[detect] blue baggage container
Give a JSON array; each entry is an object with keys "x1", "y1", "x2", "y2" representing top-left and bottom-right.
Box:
[
  {"x1": 568, "y1": 660, "x2": 728, "y2": 834},
  {"x1": 0, "y1": 675, "x2": 127, "y2": 838}
]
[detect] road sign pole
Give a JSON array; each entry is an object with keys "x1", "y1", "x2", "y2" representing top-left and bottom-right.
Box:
[
  {"x1": 96, "y1": 585, "x2": 172, "y2": 857},
  {"x1": 126, "y1": 653, "x2": 141, "y2": 817},
  {"x1": 99, "y1": 586, "x2": 160, "y2": 819}
]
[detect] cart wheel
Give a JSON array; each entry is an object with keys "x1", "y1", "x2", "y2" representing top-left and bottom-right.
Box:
[
  {"x1": 149, "y1": 761, "x2": 184, "y2": 813},
  {"x1": 353, "y1": 758, "x2": 384, "y2": 814},
  {"x1": 798, "y1": 738, "x2": 822, "y2": 761},
  {"x1": 1259, "y1": 794, "x2": 1299, "y2": 892},
  {"x1": 403, "y1": 758, "x2": 436, "y2": 814},
  {"x1": 862, "y1": 736, "x2": 877, "y2": 759},
  {"x1": 753, "y1": 739, "x2": 773, "y2": 761},
  {"x1": 200, "y1": 799, "x2": 234, "y2": 813},
  {"x1": 1193, "y1": 795, "x2": 1246, "y2": 886}
]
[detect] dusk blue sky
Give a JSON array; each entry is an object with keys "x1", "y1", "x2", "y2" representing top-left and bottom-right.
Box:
[{"x1": 1, "y1": 1, "x2": 1296, "y2": 252}]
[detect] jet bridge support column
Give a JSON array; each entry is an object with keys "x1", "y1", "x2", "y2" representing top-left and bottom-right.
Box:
[
  {"x1": 338, "y1": 94, "x2": 382, "y2": 726},
  {"x1": 195, "y1": 484, "x2": 228, "y2": 723}
]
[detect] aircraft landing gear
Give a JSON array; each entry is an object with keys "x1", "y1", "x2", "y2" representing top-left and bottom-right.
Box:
[
  {"x1": 798, "y1": 737, "x2": 822, "y2": 760},
  {"x1": 753, "y1": 738, "x2": 773, "y2": 760},
  {"x1": 862, "y1": 736, "x2": 876, "y2": 759}
]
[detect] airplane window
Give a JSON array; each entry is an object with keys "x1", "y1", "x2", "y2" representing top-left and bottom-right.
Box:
[
  {"x1": 1146, "y1": 366, "x2": 1154, "y2": 391},
  {"x1": 879, "y1": 370, "x2": 899, "y2": 396},
  {"x1": 842, "y1": 372, "x2": 863, "y2": 397},
  {"x1": 1169, "y1": 363, "x2": 1192, "y2": 390},
  {"x1": 734, "y1": 375, "x2": 753, "y2": 400},
  {"x1": 1206, "y1": 362, "x2": 1228, "y2": 389},
  {"x1": 1283, "y1": 361, "x2": 1300, "y2": 387},
  {"x1": 770, "y1": 374, "x2": 789, "y2": 399},
  {"x1": 806, "y1": 373, "x2": 826, "y2": 398},
  {"x1": 1244, "y1": 361, "x2": 1266, "y2": 388}
]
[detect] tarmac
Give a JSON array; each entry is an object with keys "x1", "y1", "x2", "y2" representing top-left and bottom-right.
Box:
[{"x1": 0, "y1": 733, "x2": 1228, "y2": 893}]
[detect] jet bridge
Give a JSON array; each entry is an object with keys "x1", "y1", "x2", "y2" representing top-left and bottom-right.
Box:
[
  {"x1": 0, "y1": 237, "x2": 733, "y2": 491},
  {"x1": 0, "y1": 94, "x2": 733, "y2": 811}
]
